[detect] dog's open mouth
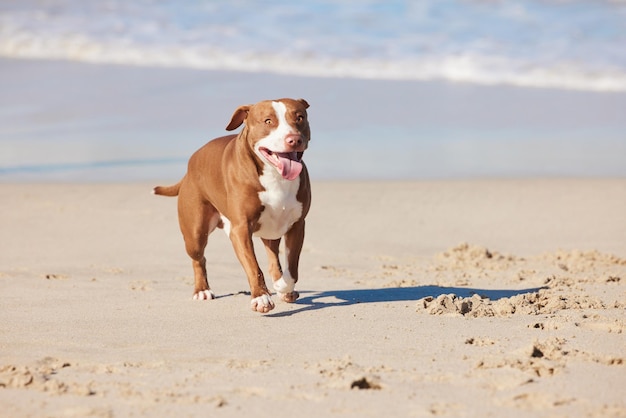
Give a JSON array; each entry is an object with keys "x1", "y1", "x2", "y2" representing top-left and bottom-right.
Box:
[{"x1": 258, "y1": 148, "x2": 303, "y2": 181}]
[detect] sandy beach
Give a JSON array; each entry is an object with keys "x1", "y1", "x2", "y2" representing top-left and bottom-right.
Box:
[
  {"x1": 2, "y1": 3, "x2": 626, "y2": 415},
  {"x1": 1, "y1": 179, "x2": 625, "y2": 417}
]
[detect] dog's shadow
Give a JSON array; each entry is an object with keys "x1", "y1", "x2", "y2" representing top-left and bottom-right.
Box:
[{"x1": 266, "y1": 285, "x2": 545, "y2": 317}]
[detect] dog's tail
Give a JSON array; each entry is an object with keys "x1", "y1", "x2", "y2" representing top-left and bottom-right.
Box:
[{"x1": 152, "y1": 181, "x2": 181, "y2": 197}]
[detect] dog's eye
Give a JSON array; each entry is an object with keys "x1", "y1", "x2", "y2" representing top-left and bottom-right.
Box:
[
  {"x1": 296, "y1": 115, "x2": 305, "y2": 123},
  {"x1": 264, "y1": 118, "x2": 272, "y2": 125}
]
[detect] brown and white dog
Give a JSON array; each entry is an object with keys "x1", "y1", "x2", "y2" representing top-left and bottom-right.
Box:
[{"x1": 154, "y1": 98, "x2": 311, "y2": 313}]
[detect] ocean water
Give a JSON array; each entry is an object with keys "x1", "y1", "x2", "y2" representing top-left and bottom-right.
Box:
[
  {"x1": 1, "y1": 0, "x2": 626, "y2": 91},
  {"x1": 0, "y1": 1, "x2": 625, "y2": 181}
]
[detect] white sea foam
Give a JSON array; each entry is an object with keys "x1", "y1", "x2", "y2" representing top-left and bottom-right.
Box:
[{"x1": 0, "y1": 0, "x2": 625, "y2": 92}]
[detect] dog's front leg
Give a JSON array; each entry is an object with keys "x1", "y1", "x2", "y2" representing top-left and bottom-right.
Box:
[
  {"x1": 229, "y1": 223, "x2": 275, "y2": 313},
  {"x1": 275, "y1": 219, "x2": 305, "y2": 303},
  {"x1": 262, "y1": 238, "x2": 283, "y2": 282}
]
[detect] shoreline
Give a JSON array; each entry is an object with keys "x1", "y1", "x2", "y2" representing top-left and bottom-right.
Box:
[{"x1": 2, "y1": 58, "x2": 626, "y2": 182}]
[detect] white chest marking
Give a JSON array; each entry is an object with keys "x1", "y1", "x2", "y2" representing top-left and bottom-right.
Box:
[{"x1": 255, "y1": 165, "x2": 302, "y2": 240}]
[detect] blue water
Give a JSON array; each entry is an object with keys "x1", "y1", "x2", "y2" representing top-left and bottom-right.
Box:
[
  {"x1": 1, "y1": 0, "x2": 625, "y2": 91},
  {"x1": 0, "y1": 1, "x2": 625, "y2": 181}
]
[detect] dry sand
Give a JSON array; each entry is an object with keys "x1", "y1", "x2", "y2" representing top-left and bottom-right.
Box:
[{"x1": 0, "y1": 180, "x2": 625, "y2": 417}]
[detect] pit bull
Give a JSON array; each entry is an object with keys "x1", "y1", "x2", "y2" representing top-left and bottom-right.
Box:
[{"x1": 154, "y1": 98, "x2": 311, "y2": 313}]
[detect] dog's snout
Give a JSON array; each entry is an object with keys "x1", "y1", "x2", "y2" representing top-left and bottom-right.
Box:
[{"x1": 285, "y1": 134, "x2": 303, "y2": 148}]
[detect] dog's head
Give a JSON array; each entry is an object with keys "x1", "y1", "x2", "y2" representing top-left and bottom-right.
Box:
[{"x1": 226, "y1": 98, "x2": 310, "y2": 181}]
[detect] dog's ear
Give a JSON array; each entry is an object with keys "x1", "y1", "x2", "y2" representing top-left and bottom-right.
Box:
[
  {"x1": 297, "y1": 99, "x2": 310, "y2": 109},
  {"x1": 226, "y1": 105, "x2": 251, "y2": 131}
]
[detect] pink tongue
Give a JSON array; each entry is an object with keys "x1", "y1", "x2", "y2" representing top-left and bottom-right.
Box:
[{"x1": 276, "y1": 153, "x2": 303, "y2": 181}]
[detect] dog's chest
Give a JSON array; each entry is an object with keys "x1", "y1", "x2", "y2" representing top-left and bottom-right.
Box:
[{"x1": 255, "y1": 167, "x2": 303, "y2": 240}]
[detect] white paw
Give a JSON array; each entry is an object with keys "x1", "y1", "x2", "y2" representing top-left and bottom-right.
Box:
[
  {"x1": 193, "y1": 290, "x2": 215, "y2": 300},
  {"x1": 250, "y1": 294, "x2": 275, "y2": 313},
  {"x1": 273, "y1": 276, "x2": 295, "y2": 294}
]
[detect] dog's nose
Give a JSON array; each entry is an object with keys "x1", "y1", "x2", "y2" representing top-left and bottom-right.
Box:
[{"x1": 285, "y1": 134, "x2": 303, "y2": 148}]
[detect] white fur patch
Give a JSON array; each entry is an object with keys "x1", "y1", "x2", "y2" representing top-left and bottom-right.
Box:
[
  {"x1": 220, "y1": 215, "x2": 231, "y2": 237},
  {"x1": 250, "y1": 294, "x2": 274, "y2": 312},
  {"x1": 193, "y1": 290, "x2": 215, "y2": 300},
  {"x1": 273, "y1": 275, "x2": 295, "y2": 294},
  {"x1": 255, "y1": 167, "x2": 302, "y2": 239}
]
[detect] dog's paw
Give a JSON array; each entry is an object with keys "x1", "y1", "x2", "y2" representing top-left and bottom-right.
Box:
[
  {"x1": 193, "y1": 290, "x2": 215, "y2": 300},
  {"x1": 273, "y1": 276, "x2": 295, "y2": 294},
  {"x1": 278, "y1": 291, "x2": 299, "y2": 303},
  {"x1": 250, "y1": 294, "x2": 275, "y2": 313}
]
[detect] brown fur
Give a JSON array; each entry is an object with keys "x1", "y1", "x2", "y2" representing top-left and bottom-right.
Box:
[{"x1": 154, "y1": 98, "x2": 311, "y2": 313}]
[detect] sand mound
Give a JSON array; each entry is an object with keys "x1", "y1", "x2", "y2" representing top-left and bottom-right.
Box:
[
  {"x1": 540, "y1": 249, "x2": 626, "y2": 272},
  {"x1": 416, "y1": 290, "x2": 605, "y2": 317},
  {"x1": 434, "y1": 242, "x2": 519, "y2": 270},
  {"x1": 416, "y1": 244, "x2": 624, "y2": 317},
  {"x1": 0, "y1": 357, "x2": 93, "y2": 396}
]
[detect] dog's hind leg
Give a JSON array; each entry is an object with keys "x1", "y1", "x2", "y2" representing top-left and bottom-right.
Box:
[{"x1": 177, "y1": 187, "x2": 220, "y2": 300}]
